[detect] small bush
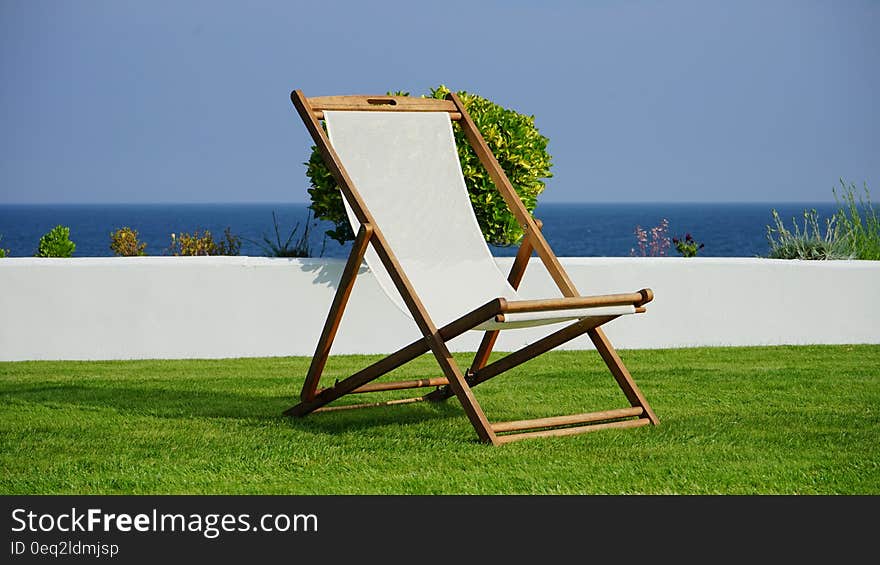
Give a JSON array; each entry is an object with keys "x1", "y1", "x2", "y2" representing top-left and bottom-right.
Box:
[
  {"x1": 0, "y1": 235, "x2": 8, "y2": 258},
  {"x1": 110, "y1": 227, "x2": 147, "y2": 257},
  {"x1": 305, "y1": 85, "x2": 553, "y2": 246},
  {"x1": 35, "y1": 225, "x2": 75, "y2": 258},
  {"x1": 216, "y1": 228, "x2": 241, "y2": 256},
  {"x1": 168, "y1": 228, "x2": 240, "y2": 256},
  {"x1": 834, "y1": 180, "x2": 880, "y2": 260},
  {"x1": 251, "y1": 211, "x2": 325, "y2": 258},
  {"x1": 766, "y1": 209, "x2": 851, "y2": 260},
  {"x1": 672, "y1": 233, "x2": 704, "y2": 257}
]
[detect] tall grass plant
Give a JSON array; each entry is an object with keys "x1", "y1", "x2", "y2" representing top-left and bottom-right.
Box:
[
  {"x1": 766, "y1": 209, "x2": 852, "y2": 260},
  {"x1": 834, "y1": 180, "x2": 880, "y2": 260}
]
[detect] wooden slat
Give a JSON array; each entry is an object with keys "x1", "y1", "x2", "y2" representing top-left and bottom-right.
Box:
[
  {"x1": 300, "y1": 223, "x2": 373, "y2": 401},
  {"x1": 309, "y1": 95, "x2": 457, "y2": 113},
  {"x1": 491, "y1": 407, "x2": 644, "y2": 433},
  {"x1": 349, "y1": 377, "x2": 449, "y2": 394},
  {"x1": 495, "y1": 418, "x2": 650, "y2": 444},
  {"x1": 315, "y1": 110, "x2": 461, "y2": 121}
]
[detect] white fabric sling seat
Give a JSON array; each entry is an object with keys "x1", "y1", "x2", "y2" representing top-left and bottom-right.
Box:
[
  {"x1": 325, "y1": 110, "x2": 637, "y2": 331},
  {"x1": 286, "y1": 90, "x2": 659, "y2": 445}
]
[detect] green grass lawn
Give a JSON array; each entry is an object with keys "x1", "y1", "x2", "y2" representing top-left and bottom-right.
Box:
[{"x1": 1, "y1": 345, "x2": 878, "y2": 494}]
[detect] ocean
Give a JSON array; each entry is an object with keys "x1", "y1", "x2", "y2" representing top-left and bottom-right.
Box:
[{"x1": 0, "y1": 202, "x2": 840, "y2": 259}]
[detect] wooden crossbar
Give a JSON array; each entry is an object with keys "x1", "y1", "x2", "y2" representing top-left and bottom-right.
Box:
[
  {"x1": 495, "y1": 418, "x2": 650, "y2": 445},
  {"x1": 314, "y1": 397, "x2": 426, "y2": 413},
  {"x1": 349, "y1": 378, "x2": 449, "y2": 394},
  {"x1": 309, "y1": 95, "x2": 462, "y2": 120},
  {"x1": 491, "y1": 407, "x2": 644, "y2": 433},
  {"x1": 315, "y1": 110, "x2": 462, "y2": 121}
]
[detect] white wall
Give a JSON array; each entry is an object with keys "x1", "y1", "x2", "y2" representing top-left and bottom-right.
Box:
[{"x1": 1, "y1": 256, "x2": 878, "y2": 361}]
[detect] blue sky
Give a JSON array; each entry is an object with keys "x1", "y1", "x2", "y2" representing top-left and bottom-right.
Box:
[{"x1": 0, "y1": 0, "x2": 877, "y2": 204}]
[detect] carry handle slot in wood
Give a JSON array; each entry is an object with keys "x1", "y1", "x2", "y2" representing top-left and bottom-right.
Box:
[{"x1": 366, "y1": 98, "x2": 398, "y2": 106}]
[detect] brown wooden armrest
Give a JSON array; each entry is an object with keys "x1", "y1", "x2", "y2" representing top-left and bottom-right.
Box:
[{"x1": 499, "y1": 289, "x2": 653, "y2": 314}]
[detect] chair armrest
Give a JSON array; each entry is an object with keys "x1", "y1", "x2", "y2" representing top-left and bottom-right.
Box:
[{"x1": 499, "y1": 289, "x2": 653, "y2": 314}]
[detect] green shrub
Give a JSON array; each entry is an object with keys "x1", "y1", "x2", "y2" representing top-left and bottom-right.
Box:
[
  {"x1": 834, "y1": 180, "x2": 880, "y2": 260},
  {"x1": 0, "y1": 235, "x2": 8, "y2": 258},
  {"x1": 168, "y1": 228, "x2": 240, "y2": 256},
  {"x1": 110, "y1": 227, "x2": 147, "y2": 257},
  {"x1": 35, "y1": 225, "x2": 75, "y2": 258},
  {"x1": 766, "y1": 209, "x2": 851, "y2": 260},
  {"x1": 305, "y1": 85, "x2": 553, "y2": 246},
  {"x1": 672, "y1": 233, "x2": 705, "y2": 257}
]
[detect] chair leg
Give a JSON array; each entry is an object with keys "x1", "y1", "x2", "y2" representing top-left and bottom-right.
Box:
[
  {"x1": 423, "y1": 332, "x2": 498, "y2": 445},
  {"x1": 300, "y1": 224, "x2": 373, "y2": 401},
  {"x1": 588, "y1": 327, "x2": 659, "y2": 425}
]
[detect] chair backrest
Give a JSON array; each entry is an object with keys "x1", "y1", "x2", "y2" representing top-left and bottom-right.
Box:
[{"x1": 324, "y1": 110, "x2": 517, "y2": 327}]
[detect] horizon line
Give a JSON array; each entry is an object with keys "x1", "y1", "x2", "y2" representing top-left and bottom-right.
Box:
[{"x1": 0, "y1": 199, "x2": 843, "y2": 206}]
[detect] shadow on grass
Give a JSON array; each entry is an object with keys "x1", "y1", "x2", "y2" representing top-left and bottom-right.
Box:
[
  {"x1": 4, "y1": 383, "x2": 276, "y2": 420},
  {"x1": 3, "y1": 382, "x2": 465, "y2": 432},
  {"x1": 286, "y1": 399, "x2": 464, "y2": 436}
]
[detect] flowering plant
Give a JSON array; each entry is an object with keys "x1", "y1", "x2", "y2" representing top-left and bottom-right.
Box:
[
  {"x1": 631, "y1": 218, "x2": 670, "y2": 257},
  {"x1": 672, "y1": 233, "x2": 705, "y2": 257}
]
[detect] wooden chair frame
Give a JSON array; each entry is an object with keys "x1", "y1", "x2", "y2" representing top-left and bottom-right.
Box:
[{"x1": 284, "y1": 90, "x2": 659, "y2": 444}]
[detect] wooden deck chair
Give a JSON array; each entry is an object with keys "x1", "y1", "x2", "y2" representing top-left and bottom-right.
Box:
[{"x1": 285, "y1": 90, "x2": 659, "y2": 445}]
